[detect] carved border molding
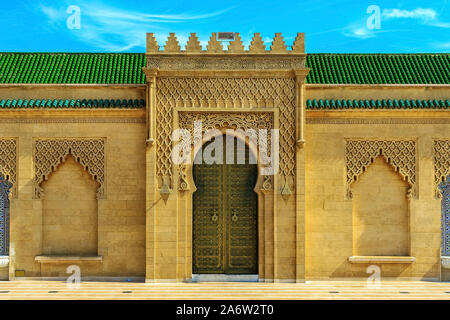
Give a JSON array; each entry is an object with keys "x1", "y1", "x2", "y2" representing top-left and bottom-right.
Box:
[
  {"x1": 155, "y1": 77, "x2": 296, "y2": 189},
  {"x1": 146, "y1": 56, "x2": 306, "y2": 71},
  {"x1": 307, "y1": 118, "x2": 450, "y2": 125},
  {"x1": 434, "y1": 139, "x2": 450, "y2": 199},
  {"x1": 177, "y1": 111, "x2": 274, "y2": 191},
  {"x1": 345, "y1": 139, "x2": 417, "y2": 199},
  {"x1": 0, "y1": 139, "x2": 17, "y2": 198},
  {"x1": 0, "y1": 118, "x2": 144, "y2": 124},
  {"x1": 33, "y1": 138, "x2": 106, "y2": 199}
]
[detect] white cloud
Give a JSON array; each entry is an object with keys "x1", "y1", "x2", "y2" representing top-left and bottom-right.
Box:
[
  {"x1": 383, "y1": 7, "x2": 450, "y2": 28},
  {"x1": 343, "y1": 26, "x2": 376, "y2": 39},
  {"x1": 383, "y1": 8, "x2": 436, "y2": 20},
  {"x1": 38, "y1": 1, "x2": 234, "y2": 51}
]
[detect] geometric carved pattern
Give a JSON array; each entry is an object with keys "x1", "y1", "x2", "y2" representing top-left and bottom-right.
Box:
[
  {"x1": 439, "y1": 176, "x2": 450, "y2": 256},
  {"x1": 346, "y1": 139, "x2": 417, "y2": 199},
  {"x1": 434, "y1": 140, "x2": 450, "y2": 198},
  {"x1": 34, "y1": 138, "x2": 105, "y2": 199},
  {"x1": 0, "y1": 172, "x2": 12, "y2": 255},
  {"x1": 178, "y1": 112, "x2": 274, "y2": 191},
  {"x1": 0, "y1": 139, "x2": 17, "y2": 198},
  {"x1": 156, "y1": 77, "x2": 296, "y2": 188}
]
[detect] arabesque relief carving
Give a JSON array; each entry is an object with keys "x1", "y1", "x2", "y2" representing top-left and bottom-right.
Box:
[
  {"x1": 34, "y1": 138, "x2": 106, "y2": 199},
  {"x1": 0, "y1": 139, "x2": 17, "y2": 198},
  {"x1": 346, "y1": 139, "x2": 417, "y2": 199},
  {"x1": 177, "y1": 112, "x2": 274, "y2": 191},
  {"x1": 155, "y1": 77, "x2": 296, "y2": 189},
  {"x1": 434, "y1": 140, "x2": 450, "y2": 198}
]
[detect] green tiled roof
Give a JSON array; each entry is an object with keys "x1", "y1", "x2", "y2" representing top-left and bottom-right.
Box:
[
  {"x1": 0, "y1": 98, "x2": 145, "y2": 109},
  {"x1": 0, "y1": 53, "x2": 448, "y2": 84},
  {"x1": 307, "y1": 98, "x2": 450, "y2": 110},
  {"x1": 0, "y1": 53, "x2": 146, "y2": 84},
  {"x1": 305, "y1": 54, "x2": 450, "y2": 84}
]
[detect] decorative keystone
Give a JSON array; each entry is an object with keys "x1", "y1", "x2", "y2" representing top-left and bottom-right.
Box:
[
  {"x1": 159, "y1": 182, "x2": 172, "y2": 203},
  {"x1": 281, "y1": 180, "x2": 292, "y2": 200},
  {"x1": 164, "y1": 33, "x2": 181, "y2": 52}
]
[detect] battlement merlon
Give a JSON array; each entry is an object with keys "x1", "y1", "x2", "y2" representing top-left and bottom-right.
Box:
[{"x1": 146, "y1": 32, "x2": 305, "y2": 54}]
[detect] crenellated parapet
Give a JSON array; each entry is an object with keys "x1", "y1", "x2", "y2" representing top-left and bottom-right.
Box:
[
  {"x1": 144, "y1": 32, "x2": 307, "y2": 71},
  {"x1": 146, "y1": 32, "x2": 305, "y2": 54}
]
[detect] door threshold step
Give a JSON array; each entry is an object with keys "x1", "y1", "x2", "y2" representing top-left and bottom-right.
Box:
[{"x1": 191, "y1": 274, "x2": 259, "y2": 282}]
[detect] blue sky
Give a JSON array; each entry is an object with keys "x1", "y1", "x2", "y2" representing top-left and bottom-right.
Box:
[{"x1": 1, "y1": 0, "x2": 449, "y2": 53}]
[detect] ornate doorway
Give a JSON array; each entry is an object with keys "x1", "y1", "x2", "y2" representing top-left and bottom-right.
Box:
[{"x1": 192, "y1": 136, "x2": 258, "y2": 274}]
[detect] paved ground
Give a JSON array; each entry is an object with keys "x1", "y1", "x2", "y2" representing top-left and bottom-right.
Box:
[{"x1": 0, "y1": 280, "x2": 449, "y2": 299}]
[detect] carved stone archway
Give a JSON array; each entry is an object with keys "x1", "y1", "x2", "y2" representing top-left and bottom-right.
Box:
[{"x1": 177, "y1": 111, "x2": 274, "y2": 192}]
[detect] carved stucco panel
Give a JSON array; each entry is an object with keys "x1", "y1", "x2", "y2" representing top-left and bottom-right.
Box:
[
  {"x1": 0, "y1": 139, "x2": 17, "y2": 198},
  {"x1": 346, "y1": 139, "x2": 417, "y2": 199},
  {"x1": 155, "y1": 77, "x2": 296, "y2": 189},
  {"x1": 177, "y1": 112, "x2": 274, "y2": 191},
  {"x1": 34, "y1": 138, "x2": 106, "y2": 199},
  {"x1": 434, "y1": 140, "x2": 450, "y2": 199}
]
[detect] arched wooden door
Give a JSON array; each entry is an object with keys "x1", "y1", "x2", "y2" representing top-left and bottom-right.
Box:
[{"x1": 193, "y1": 136, "x2": 258, "y2": 274}]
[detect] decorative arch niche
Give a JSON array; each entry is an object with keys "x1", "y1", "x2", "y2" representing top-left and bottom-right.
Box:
[
  {"x1": 33, "y1": 138, "x2": 106, "y2": 199},
  {"x1": 434, "y1": 140, "x2": 450, "y2": 199},
  {"x1": 0, "y1": 139, "x2": 17, "y2": 198},
  {"x1": 345, "y1": 139, "x2": 417, "y2": 200}
]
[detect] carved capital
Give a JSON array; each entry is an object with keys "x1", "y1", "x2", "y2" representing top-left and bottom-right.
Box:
[{"x1": 143, "y1": 69, "x2": 158, "y2": 83}]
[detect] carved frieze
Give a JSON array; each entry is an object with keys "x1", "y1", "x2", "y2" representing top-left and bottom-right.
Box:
[{"x1": 155, "y1": 77, "x2": 296, "y2": 189}]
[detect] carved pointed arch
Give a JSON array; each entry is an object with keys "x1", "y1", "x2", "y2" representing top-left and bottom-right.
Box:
[
  {"x1": 434, "y1": 139, "x2": 450, "y2": 198},
  {"x1": 177, "y1": 111, "x2": 274, "y2": 192},
  {"x1": 33, "y1": 138, "x2": 106, "y2": 199},
  {"x1": 345, "y1": 139, "x2": 417, "y2": 199},
  {"x1": 0, "y1": 139, "x2": 17, "y2": 198}
]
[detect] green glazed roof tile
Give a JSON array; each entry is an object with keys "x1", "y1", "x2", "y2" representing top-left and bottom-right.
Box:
[
  {"x1": 0, "y1": 98, "x2": 145, "y2": 109},
  {"x1": 0, "y1": 53, "x2": 146, "y2": 84},
  {"x1": 0, "y1": 53, "x2": 448, "y2": 84},
  {"x1": 305, "y1": 53, "x2": 449, "y2": 84},
  {"x1": 306, "y1": 98, "x2": 450, "y2": 110}
]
